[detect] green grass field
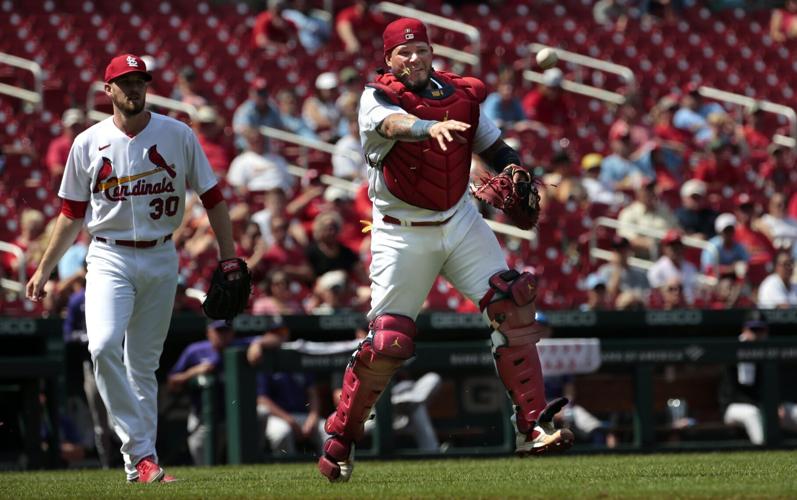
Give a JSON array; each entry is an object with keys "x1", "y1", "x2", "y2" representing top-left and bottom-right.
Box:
[{"x1": 1, "y1": 451, "x2": 796, "y2": 499}]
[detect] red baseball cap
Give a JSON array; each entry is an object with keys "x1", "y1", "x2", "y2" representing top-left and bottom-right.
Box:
[
  {"x1": 383, "y1": 18, "x2": 430, "y2": 56},
  {"x1": 104, "y1": 54, "x2": 152, "y2": 83}
]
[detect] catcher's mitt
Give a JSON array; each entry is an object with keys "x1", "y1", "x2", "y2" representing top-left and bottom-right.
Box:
[
  {"x1": 472, "y1": 164, "x2": 542, "y2": 230},
  {"x1": 202, "y1": 258, "x2": 252, "y2": 321}
]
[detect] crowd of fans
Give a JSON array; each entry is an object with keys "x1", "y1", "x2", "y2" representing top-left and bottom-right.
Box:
[{"x1": 2, "y1": 1, "x2": 797, "y2": 321}]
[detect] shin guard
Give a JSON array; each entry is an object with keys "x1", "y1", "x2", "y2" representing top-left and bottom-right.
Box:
[
  {"x1": 494, "y1": 343, "x2": 547, "y2": 433},
  {"x1": 324, "y1": 314, "x2": 417, "y2": 443}
]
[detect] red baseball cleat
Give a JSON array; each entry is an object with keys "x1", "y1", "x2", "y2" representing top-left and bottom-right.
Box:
[{"x1": 129, "y1": 455, "x2": 177, "y2": 483}]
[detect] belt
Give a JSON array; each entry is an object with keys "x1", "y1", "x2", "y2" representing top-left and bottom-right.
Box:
[
  {"x1": 383, "y1": 214, "x2": 454, "y2": 227},
  {"x1": 94, "y1": 234, "x2": 172, "y2": 248}
]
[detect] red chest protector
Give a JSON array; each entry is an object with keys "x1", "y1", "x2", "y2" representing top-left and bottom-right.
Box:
[{"x1": 368, "y1": 70, "x2": 486, "y2": 211}]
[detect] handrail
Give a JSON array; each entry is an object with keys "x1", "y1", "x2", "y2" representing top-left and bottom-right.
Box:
[
  {"x1": 0, "y1": 52, "x2": 43, "y2": 110},
  {"x1": 0, "y1": 241, "x2": 26, "y2": 292},
  {"x1": 589, "y1": 247, "x2": 718, "y2": 287},
  {"x1": 528, "y1": 44, "x2": 636, "y2": 85},
  {"x1": 699, "y1": 86, "x2": 797, "y2": 139},
  {"x1": 523, "y1": 70, "x2": 626, "y2": 105},
  {"x1": 594, "y1": 216, "x2": 713, "y2": 251},
  {"x1": 86, "y1": 81, "x2": 198, "y2": 122},
  {"x1": 258, "y1": 125, "x2": 363, "y2": 162},
  {"x1": 376, "y1": 2, "x2": 481, "y2": 71}
]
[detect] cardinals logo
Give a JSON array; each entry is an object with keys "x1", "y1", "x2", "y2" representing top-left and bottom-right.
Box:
[{"x1": 92, "y1": 146, "x2": 177, "y2": 202}]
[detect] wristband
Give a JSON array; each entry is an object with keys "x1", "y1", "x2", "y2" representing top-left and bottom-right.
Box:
[{"x1": 410, "y1": 119, "x2": 437, "y2": 139}]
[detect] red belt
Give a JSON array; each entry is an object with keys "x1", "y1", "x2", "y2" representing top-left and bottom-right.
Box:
[
  {"x1": 383, "y1": 214, "x2": 454, "y2": 227},
  {"x1": 94, "y1": 234, "x2": 172, "y2": 248}
]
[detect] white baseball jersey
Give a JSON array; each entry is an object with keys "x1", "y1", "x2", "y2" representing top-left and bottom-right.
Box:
[
  {"x1": 59, "y1": 113, "x2": 218, "y2": 240},
  {"x1": 358, "y1": 84, "x2": 501, "y2": 223}
]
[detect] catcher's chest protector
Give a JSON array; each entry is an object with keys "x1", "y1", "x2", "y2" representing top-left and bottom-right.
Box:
[{"x1": 369, "y1": 71, "x2": 484, "y2": 211}]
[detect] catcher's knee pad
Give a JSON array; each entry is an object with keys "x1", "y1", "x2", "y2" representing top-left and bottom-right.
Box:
[
  {"x1": 325, "y1": 314, "x2": 417, "y2": 441},
  {"x1": 479, "y1": 270, "x2": 545, "y2": 346}
]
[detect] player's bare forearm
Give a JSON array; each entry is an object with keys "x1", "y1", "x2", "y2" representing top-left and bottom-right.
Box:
[
  {"x1": 479, "y1": 138, "x2": 522, "y2": 174},
  {"x1": 206, "y1": 200, "x2": 236, "y2": 260},
  {"x1": 379, "y1": 114, "x2": 470, "y2": 151}
]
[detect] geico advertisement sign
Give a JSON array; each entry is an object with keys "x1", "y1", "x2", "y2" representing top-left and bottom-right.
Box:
[{"x1": 0, "y1": 319, "x2": 37, "y2": 335}]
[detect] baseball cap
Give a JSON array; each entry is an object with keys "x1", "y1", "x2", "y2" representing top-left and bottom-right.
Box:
[
  {"x1": 323, "y1": 185, "x2": 353, "y2": 203},
  {"x1": 743, "y1": 319, "x2": 768, "y2": 331},
  {"x1": 251, "y1": 77, "x2": 269, "y2": 93},
  {"x1": 657, "y1": 94, "x2": 679, "y2": 112},
  {"x1": 581, "y1": 153, "x2": 603, "y2": 171},
  {"x1": 383, "y1": 17, "x2": 430, "y2": 56},
  {"x1": 585, "y1": 273, "x2": 607, "y2": 290},
  {"x1": 736, "y1": 193, "x2": 754, "y2": 208},
  {"x1": 315, "y1": 72, "x2": 338, "y2": 90},
  {"x1": 715, "y1": 212, "x2": 737, "y2": 233},
  {"x1": 661, "y1": 229, "x2": 683, "y2": 246},
  {"x1": 680, "y1": 179, "x2": 706, "y2": 198},
  {"x1": 208, "y1": 319, "x2": 232, "y2": 330},
  {"x1": 609, "y1": 122, "x2": 631, "y2": 142},
  {"x1": 683, "y1": 81, "x2": 701, "y2": 95},
  {"x1": 542, "y1": 68, "x2": 563, "y2": 88},
  {"x1": 317, "y1": 270, "x2": 347, "y2": 291},
  {"x1": 104, "y1": 54, "x2": 152, "y2": 83},
  {"x1": 195, "y1": 106, "x2": 218, "y2": 124},
  {"x1": 612, "y1": 235, "x2": 631, "y2": 249},
  {"x1": 62, "y1": 108, "x2": 85, "y2": 127}
]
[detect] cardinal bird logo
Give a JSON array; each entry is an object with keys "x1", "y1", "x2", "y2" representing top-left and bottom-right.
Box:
[
  {"x1": 147, "y1": 145, "x2": 176, "y2": 178},
  {"x1": 93, "y1": 157, "x2": 121, "y2": 199}
]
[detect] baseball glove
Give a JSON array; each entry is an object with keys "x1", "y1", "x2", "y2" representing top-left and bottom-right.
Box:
[
  {"x1": 472, "y1": 164, "x2": 542, "y2": 230},
  {"x1": 202, "y1": 258, "x2": 252, "y2": 321}
]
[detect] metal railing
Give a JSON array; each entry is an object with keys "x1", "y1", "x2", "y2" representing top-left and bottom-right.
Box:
[
  {"x1": 0, "y1": 241, "x2": 26, "y2": 294},
  {"x1": 592, "y1": 216, "x2": 717, "y2": 287},
  {"x1": 0, "y1": 52, "x2": 43, "y2": 111},
  {"x1": 698, "y1": 86, "x2": 797, "y2": 140},
  {"x1": 376, "y1": 2, "x2": 481, "y2": 71},
  {"x1": 86, "y1": 81, "x2": 198, "y2": 122},
  {"x1": 523, "y1": 44, "x2": 635, "y2": 106}
]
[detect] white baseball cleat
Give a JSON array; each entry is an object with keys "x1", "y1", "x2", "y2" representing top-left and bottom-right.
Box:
[{"x1": 515, "y1": 421, "x2": 574, "y2": 456}]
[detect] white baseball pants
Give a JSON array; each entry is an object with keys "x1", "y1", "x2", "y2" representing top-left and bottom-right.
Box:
[{"x1": 84, "y1": 240, "x2": 178, "y2": 479}]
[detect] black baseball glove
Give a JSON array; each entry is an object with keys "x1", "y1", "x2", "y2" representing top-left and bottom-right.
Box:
[
  {"x1": 202, "y1": 258, "x2": 252, "y2": 321},
  {"x1": 472, "y1": 164, "x2": 542, "y2": 230}
]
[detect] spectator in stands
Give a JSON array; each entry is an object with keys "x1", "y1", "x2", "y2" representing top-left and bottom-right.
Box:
[
  {"x1": 675, "y1": 179, "x2": 717, "y2": 239},
  {"x1": 693, "y1": 139, "x2": 744, "y2": 194},
  {"x1": 283, "y1": 0, "x2": 331, "y2": 54},
  {"x1": 641, "y1": 0, "x2": 684, "y2": 24},
  {"x1": 483, "y1": 79, "x2": 527, "y2": 131},
  {"x1": 741, "y1": 102, "x2": 770, "y2": 158},
  {"x1": 260, "y1": 214, "x2": 315, "y2": 283},
  {"x1": 734, "y1": 194, "x2": 776, "y2": 284},
  {"x1": 593, "y1": 0, "x2": 630, "y2": 31},
  {"x1": 233, "y1": 78, "x2": 284, "y2": 151},
  {"x1": 700, "y1": 213, "x2": 749, "y2": 279},
  {"x1": 252, "y1": 0, "x2": 299, "y2": 51},
  {"x1": 719, "y1": 319, "x2": 797, "y2": 445},
  {"x1": 193, "y1": 105, "x2": 232, "y2": 174},
  {"x1": 173, "y1": 274, "x2": 203, "y2": 313},
  {"x1": 335, "y1": 66, "x2": 363, "y2": 113},
  {"x1": 707, "y1": 271, "x2": 754, "y2": 310},
  {"x1": 609, "y1": 96, "x2": 653, "y2": 156},
  {"x1": 580, "y1": 153, "x2": 626, "y2": 208},
  {"x1": 757, "y1": 250, "x2": 797, "y2": 308},
  {"x1": 307, "y1": 269, "x2": 357, "y2": 314},
  {"x1": 657, "y1": 276, "x2": 689, "y2": 310},
  {"x1": 759, "y1": 193, "x2": 797, "y2": 252},
  {"x1": 647, "y1": 229, "x2": 698, "y2": 302},
  {"x1": 227, "y1": 128, "x2": 293, "y2": 198},
  {"x1": 332, "y1": 117, "x2": 367, "y2": 182},
  {"x1": 581, "y1": 274, "x2": 612, "y2": 311},
  {"x1": 306, "y1": 211, "x2": 367, "y2": 283},
  {"x1": 521, "y1": 68, "x2": 571, "y2": 130},
  {"x1": 57, "y1": 229, "x2": 89, "y2": 282},
  {"x1": 763, "y1": 143, "x2": 796, "y2": 197},
  {"x1": 673, "y1": 83, "x2": 724, "y2": 145},
  {"x1": 252, "y1": 268, "x2": 305, "y2": 315},
  {"x1": 335, "y1": 0, "x2": 387, "y2": 54},
  {"x1": 45, "y1": 108, "x2": 85, "y2": 182},
  {"x1": 599, "y1": 125, "x2": 656, "y2": 190},
  {"x1": 3, "y1": 208, "x2": 46, "y2": 279},
  {"x1": 335, "y1": 92, "x2": 360, "y2": 140},
  {"x1": 302, "y1": 72, "x2": 341, "y2": 142},
  {"x1": 770, "y1": 0, "x2": 797, "y2": 43},
  {"x1": 275, "y1": 89, "x2": 316, "y2": 139},
  {"x1": 595, "y1": 236, "x2": 650, "y2": 300},
  {"x1": 617, "y1": 180, "x2": 677, "y2": 258},
  {"x1": 651, "y1": 94, "x2": 691, "y2": 147},
  {"x1": 170, "y1": 66, "x2": 207, "y2": 108}
]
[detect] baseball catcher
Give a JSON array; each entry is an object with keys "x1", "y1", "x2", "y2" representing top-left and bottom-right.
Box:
[{"x1": 203, "y1": 258, "x2": 252, "y2": 321}]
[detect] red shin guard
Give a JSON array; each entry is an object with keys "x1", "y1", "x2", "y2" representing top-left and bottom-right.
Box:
[{"x1": 493, "y1": 343, "x2": 547, "y2": 433}]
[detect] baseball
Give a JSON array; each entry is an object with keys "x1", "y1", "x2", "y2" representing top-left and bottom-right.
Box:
[{"x1": 536, "y1": 48, "x2": 558, "y2": 69}]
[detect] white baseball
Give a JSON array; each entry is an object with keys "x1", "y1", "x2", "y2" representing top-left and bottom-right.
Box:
[{"x1": 536, "y1": 48, "x2": 558, "y2": 69}]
